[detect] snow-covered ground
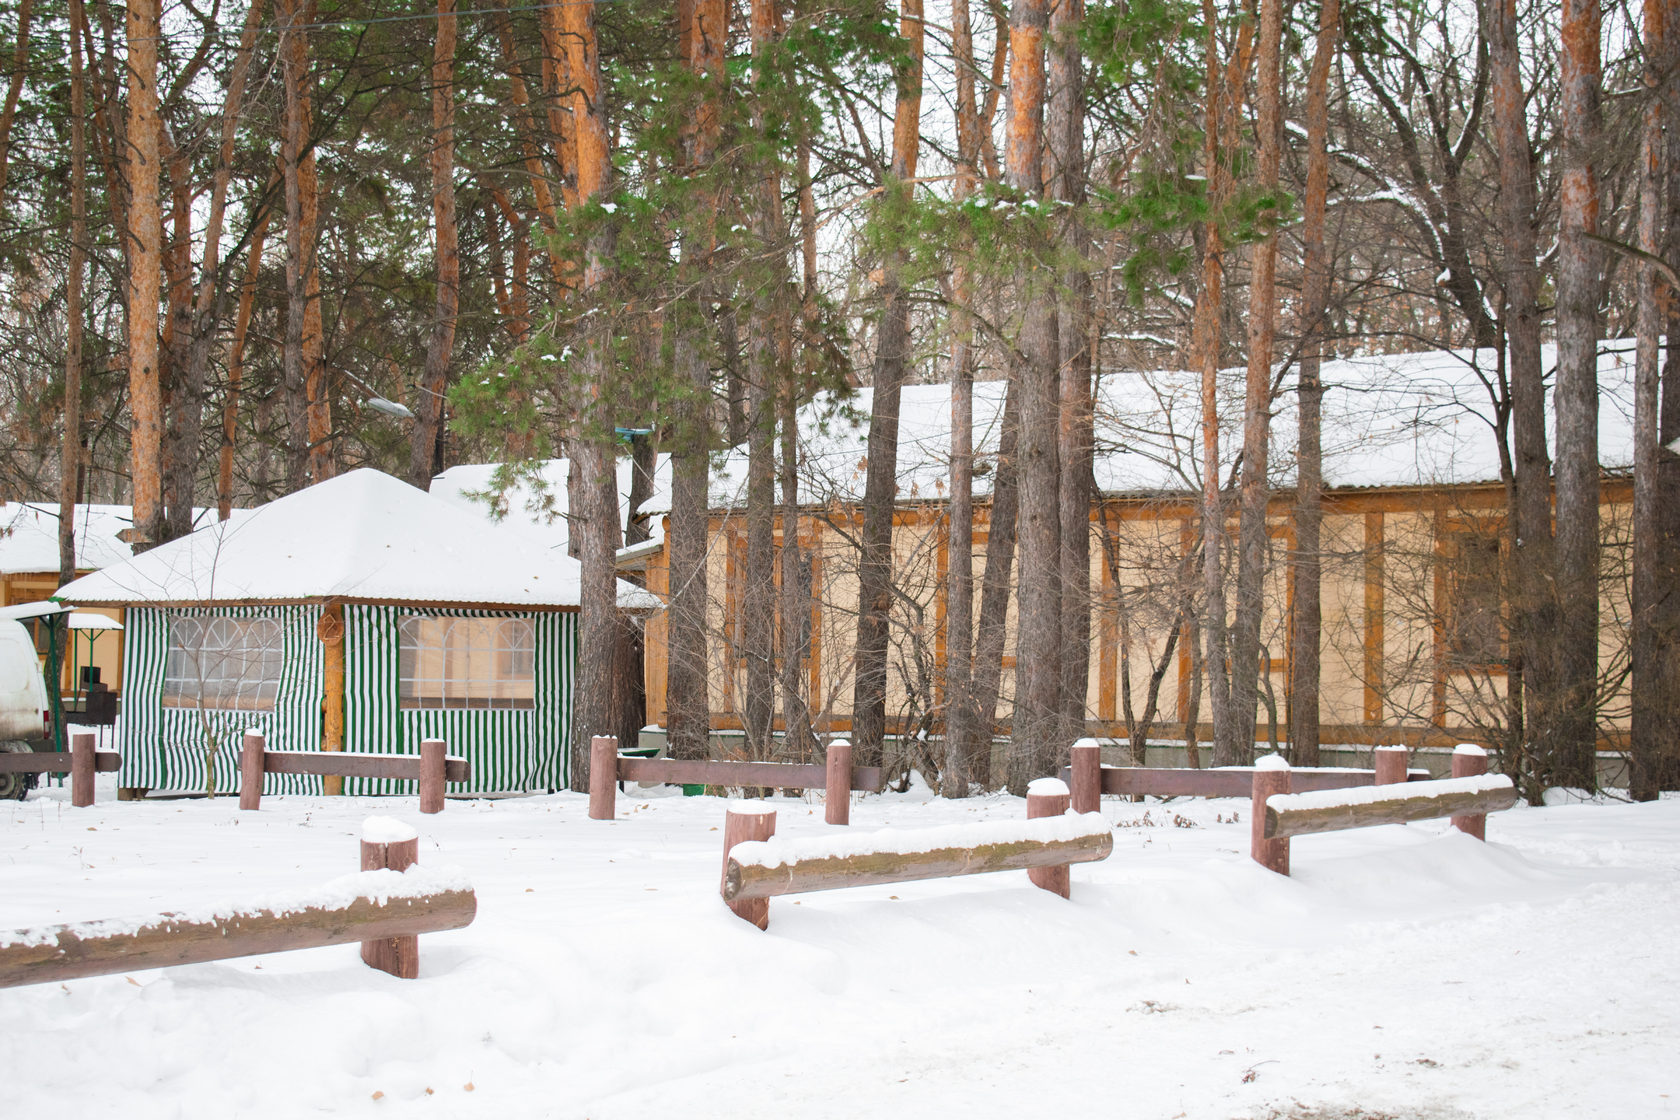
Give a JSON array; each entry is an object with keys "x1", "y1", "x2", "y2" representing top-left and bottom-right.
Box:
[{"x1": 3, "y1": 772, "x2": 1676, "y2": 1119}]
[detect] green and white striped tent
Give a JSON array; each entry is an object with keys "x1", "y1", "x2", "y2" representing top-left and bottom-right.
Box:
[{"x1": 57, "y1": 469, "x2": 656, "y2": 796}]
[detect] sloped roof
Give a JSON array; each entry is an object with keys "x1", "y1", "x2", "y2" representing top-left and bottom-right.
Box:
[
  {"x1": 430, "y1": 454, "x2": 672, "y2": 554},
  {"x1": 56, "y1": 469, "x2": 659, "y2": 610},
  {"x1": 641, "y1": 341, "x2": 1636, "y2": 512},
  {"x1": 0, "y1": 503, "x2": 225, "y2": 575}
]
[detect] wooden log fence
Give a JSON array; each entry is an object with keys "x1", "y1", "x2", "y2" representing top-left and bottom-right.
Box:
[
  {"x1": 0, "y1": 733, "x2": 118, "y2": 807},
  {"x1": 239, "y1": 730, "x2": 468, "y2": 813},
  {"x1": 587, "y1": 735, "x2": 883, "y2": 825},
  {"x1": 1063, "y1": 739, "x2": 1430, "y2": 808},
  {"x1": 1250, "y1": 746, "x2": 1518, "y2": 875},
  {"x1": 717, "y1": 783, "x2": 1113, "y2": 928},
  {"x1": 0, "y1": 817, "x2": 475, "y2": 988}
]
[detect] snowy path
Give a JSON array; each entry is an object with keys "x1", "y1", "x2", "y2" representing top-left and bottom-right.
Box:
[{"x1": 2, "y1": 777, "x2": 1675, "y2": 1119}]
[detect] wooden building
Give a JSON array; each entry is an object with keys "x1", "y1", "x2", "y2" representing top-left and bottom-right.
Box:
[{"x1": 632, "y1": 343, "x2": 1640, "y2": 756}]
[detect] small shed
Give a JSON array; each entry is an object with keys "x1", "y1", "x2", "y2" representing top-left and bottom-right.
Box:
[{"x1": 57, "y1": 470, "x2": 653, "y2": 796}]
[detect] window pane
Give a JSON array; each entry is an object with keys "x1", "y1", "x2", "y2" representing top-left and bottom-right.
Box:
[
  {"x1": 397, "y1": 614, "x2": 536, "y2": 709},
  {"x1": 162, "y1": 615, "x2": 282, "y2": 711}
]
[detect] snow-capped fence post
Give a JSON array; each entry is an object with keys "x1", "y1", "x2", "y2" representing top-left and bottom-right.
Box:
[
  {"x1": 1026, "y1": 778, "x2": 1073, "y2": 898},
  {"x1": 418, "y1": 739, "x2": 448, "y2": 814},
  {"x1": 722, "y1": 803, "x2": 778, "y2": 929},
  {"x1": 1070, "y1": 740, "x2": 1101, "y2": 814},
  {"x1": 588, "y1": 735, "x2": 618, "y2": 820},
  {"x1": 70, "y1": 732, "x2": 95, "y2": 808},
  {"x1": 1373, "y1": 745, "x2": 1408, "y2": 787},
  {"x1": 1450, "y1": 745, "x2": 1489, "y2": 839},
  {"x1": 239, "y1": 729, "x2": 265, "y2": 810},
  {"x1": 1250, "y1": 755, "x2": 1292, "y2": 876},
  {"x1": 825, "y1": 739, "x2": 852, "y2": 825},
  {"x1": 360, "y1": 818, "x2": 422, "y2": 978}
]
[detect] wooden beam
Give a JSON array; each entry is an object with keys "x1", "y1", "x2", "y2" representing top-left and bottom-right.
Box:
[
  {"x1": 261, "y1": 750, "x2": 469, "y2": 783},
  {"x1": 1363, "y1": 511, "x2": 1385, "y2": 723},
  {"x1": 1264, "y1": 776, "x2": 1518, "y2": 839},
  {"x1": 723, "y1": 822, "x2": 1113, "y2": 901},
  {"x1": 1086, "y1": 765, "x2": 1393, "y2": 798},
  {"x1": 0, "y1": 885, "x2": 476, "y2": 989},
  {"x1": 0, "y1": 751, "x2": 119, "y2": 774},
  {"x1": 617, "y1": 756, "x2": 882, "y2": 791}
]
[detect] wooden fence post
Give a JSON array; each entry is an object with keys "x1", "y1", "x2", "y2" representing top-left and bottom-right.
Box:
[
  {"x1": 1026, "y1": 778, "x2": 1072, "y2": 898},
  {"x1": 588, "y1": 735, "x2": 618, "y2": 820},
  {"x1": 360, "y1": 819, "x2": 421, "y2": 978},
  {"x1": 1450, "y1": 744, "x2": 1489, "y2": 840},
  {"x1": 1373, "y1": 745, "x2": 1408, "y2": 787},
  {"x1": 1250, "y1": 754, "x2": 1291, "y2": 876},
  {"x1": 419, "y1": 739, "x2": 447, "y2": 814},
  {"x1": 721, "y1": 803, "x2": 777, "y2": 929},
  {"x1": 825, "y1": 739, "x2": 852, "y2": 826},
  {"x1": 70, "y1": 732, "x2": 95, "y2": 808},
  {"x1": 1070, "y1": 739, "x2": 1101, "y2": 815},
  {"x1": 239, "y1": 729, "x2": 265, "y2": 811}
]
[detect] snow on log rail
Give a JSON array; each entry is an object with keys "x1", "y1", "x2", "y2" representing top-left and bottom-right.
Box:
[
  {"x1": 0, "y1": 819, "x2": 475, "y2": 988},
  {"x1": 0, "y1": 733, "x2": 116, "y2": 806},
  {"x1": 718, "y1": 781, "x2": 1113, "y2": 928},
  {"x1": 1263, "y1": 774, "x2": 1518, "y2": 839},
  {"x1": 1248, "y1": 746, "x2": 1516, "y2": 875}
]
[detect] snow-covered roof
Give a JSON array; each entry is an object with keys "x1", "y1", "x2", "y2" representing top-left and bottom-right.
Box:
[
  {"x1": 0, "y1": 503, "x2": 224, "y2": 575},
  {"x1": 641, "y1": 341, "x2": 1636, "y2": 513},
  {"x1": 56, "y1": 469, "x2": 660, "y2": 611},
  {"x1": 431, "y1": 455, "x2": 672, "y2": 554}
]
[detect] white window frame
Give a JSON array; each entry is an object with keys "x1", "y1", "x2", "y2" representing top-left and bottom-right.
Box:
[
  {"x1": 162, "y1": 615, "x2": 283, "y2": 711},
  {"x1": 397, "y1": 614, "x2": 536, "y2": 710}
]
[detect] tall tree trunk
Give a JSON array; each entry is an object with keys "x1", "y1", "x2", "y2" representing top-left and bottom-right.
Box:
[
  {"x1": 1049, "y1": 0, "x2": 1091, "y2": 746},
  {"x1": 58, "y1": 0, "x2": 86, "y2": 587},
  {"x1": 1626, "y1": 0, "x2": 1666, "y2": 802},
  {"x1": 1006, "y1": 0, "x2": 1061, "y2": 794},
  {"x1": 0, "y1": 0, "x2": 32, "y2": 202},
  {"x1": 665, "y1": 0, "x2": 727, "y2": 762},
  {"x1": 1490, "y1": 0, "x2": 1560, "y2": 799},
  {"x1": 1289, "y1": 0, "x2": 1338, "y2": 767},
  {"x1": 220, "y1": 214, "x2": 269, "y2": 520},
  {"x1": 741, "y1": 0, "x2": 786, "y2": 764},
  {"x1": 1194, "y1": 0, "x2": 1234, "y2": 763},
  {"x1": 780, "y1": 136, "x2": 820, "y2": 764},
  {"x1": 1554, "y1": 0, "x2": 1603, "y2": 790},
  {"x1": 409, "y1": 0, "x2": 459, "y2": 489},
  {"x1": 124, "y1": 0, "x2": 163, "y2": 550},
  {"x1": 943, "y1": 0, "x2": 984, "y2": 796},
  {"x1": 970, "y1": 379, "x2": 1022, "y2": 789},
  {"x1": 1229, "y1": 0, "x2": 1283, "y2": 765},
  {"x1": 563, "y1": 0, "x2": 618, "y2": 793},
  {"x1": 278, "y1": 0, "x2": 328, "y2": 491},
  {"x1": 851, "y1": 0, "x2": 923, "y2": 772}
]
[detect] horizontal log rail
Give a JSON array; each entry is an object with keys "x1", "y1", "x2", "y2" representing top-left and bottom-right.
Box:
[
  {"x1": 0, "y1": 750, "x2": 119, "y2": 774},
  {"x1": 240, "y1": 732, "x2": 468, "y2": 813},
  {"x1": 259, "y1": 750, "x2": 470, "y2": 783},
  {"x1": 1263, "y1": 776, "x2": 1519, "y2": 840},
  {"x1": 589, "y1": 735, "x2": 880, "y2": 825},
  {"x1": 0, "y1": 819, "x2": 474, "y2": 988},
  {"x1": 1, "y1": 733, "x2": 112, "y2": 806},
  {"x1": 718, "y1": 782, "x2": 1112, "y2": 927},
  {"x1": 1248, "y1": 747, "x2": 1513, "y2": 875}
]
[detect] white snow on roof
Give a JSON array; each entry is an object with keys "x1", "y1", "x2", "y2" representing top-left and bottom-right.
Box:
[
  {"x1": 431, "y1": 455, "x2": 672, "y2": 554},
  {"x1": 56, "y1": 469, "x2": 658, "y2": 610},
  {"x1": 642, "y1": 341, "x2": 1636, "y2": 512},
  {"x1": 0, "y1": 503, "x2": 225, "y2": 575}
]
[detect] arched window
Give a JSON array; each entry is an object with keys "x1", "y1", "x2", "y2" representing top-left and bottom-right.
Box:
[
  {"x1": 162, "y1": 615, "x2": 283, "y2": 711},
  {"x1": 397, "y1": 615, "x2": 536, "y2": 710}
]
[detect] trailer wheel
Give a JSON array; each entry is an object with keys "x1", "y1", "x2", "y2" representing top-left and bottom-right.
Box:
[{"x1": 0, "y1": 742, "x2": 37, "y2": 801}]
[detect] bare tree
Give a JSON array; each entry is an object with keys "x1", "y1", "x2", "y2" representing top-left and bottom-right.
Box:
[{"x1": 409, "y1": 0, "x2": 460, "y2": 489}]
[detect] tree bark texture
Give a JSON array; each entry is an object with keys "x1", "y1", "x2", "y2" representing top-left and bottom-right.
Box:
[
  {"x1": 971, "y1": 379, "x2": 1023, "y2": 789},
  {"x1": 1289, "y1": 0, "x2": 1338, "y2": 767},
  {"x1": 58, "y1": 0, "x2": 86, "y2": 587},
  {"x1": 279, "y1": 0, "x2": 329, "y2": 491},
  {"x1": 1554, "y1": 0, "x2": 1603, "y2": 789},
  {"x1": 409, "y1": 0, "x2": 459, "y2": 489},
  {"x1": 124, "y1": 0, "x2": 163, "y2": 550},
  {"x1": 851, "y1": 0, "x2": 923, "y2": 771},
  {"x1": 0, "y1": 0, "x2": 32, "y2": 201},
  {"x1": 665, "y1": 0, "x2": 727, "y2": 762},
  {"x1": 1006, "y1": 0, "x2": 1063, "y2": 794},
  {"x1": 1049, "y1": 0, "x2": 1091, "y2": 746},
  {"x1": 1229, "y1": 0, "x2": 1283, "y2": 766}
]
